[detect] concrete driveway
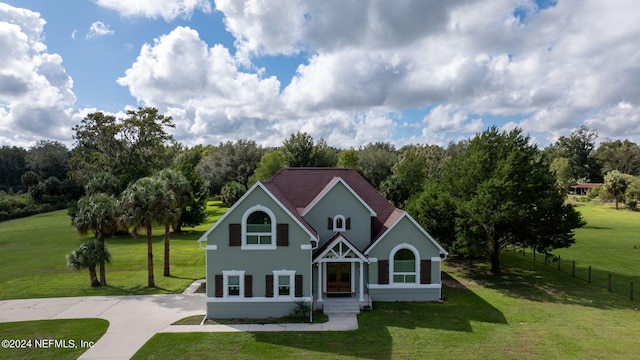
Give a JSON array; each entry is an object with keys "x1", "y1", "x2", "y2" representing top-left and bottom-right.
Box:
[{"x1": 0, "y1": 294, "x2": 204, "y2": 359}]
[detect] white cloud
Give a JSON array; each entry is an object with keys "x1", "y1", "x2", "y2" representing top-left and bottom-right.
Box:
[
  {"x1": 95, "y1": 0, "x2": 212, "y2": 21},
  {"x1": 0, "y1": 3, "x2": 77, "y2": 147},
  {"x1": 86, "y1": 21, "x2": 114, "y2": 39}
]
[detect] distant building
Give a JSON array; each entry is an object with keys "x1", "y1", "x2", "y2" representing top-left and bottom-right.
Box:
[{"x1": 569, "y1": 183, "x2": 603, "y2": 196}]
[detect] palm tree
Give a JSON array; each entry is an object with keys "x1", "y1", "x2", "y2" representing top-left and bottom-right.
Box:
[
  {"x1": 72, "y1": 193, "x2": 117, "y2": 285},
  {"x1": 155, "y1": 169, "x2": 193, "y2": 277},
  {"x1": 67, "y1": 238, "x2": 111, "y2": 287},
  {"x1": 119, "y1": 177, "x2": 176, "y2": 288}
]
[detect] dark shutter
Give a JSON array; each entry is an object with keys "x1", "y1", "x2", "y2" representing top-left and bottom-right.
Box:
[
  {"x1": 295, "y1": 274, "x2": 303, "y2": 297},
  {"x1": 215, "y1": 274, "x2": 223, "y2": 297},
  {"x1": 277, "y1": 223, "x2": 289, "y2": 246},
  {"x1": 244, "y1": 275, "x2": 253, "y2": 297},
  {"x1": 229, "y1": 223, "x2": 241, "y2": 246},
  {"x1": 346, "y1": 217, "x2": 351, "y2": 230},
  {"x1": 266, "y1": 275, "x2": 274, "y2": 297},
  {"x1": 420, "y1": 260, "x2": 432, "y2": 284},
  {"x1": 378, "y1": 260, "x2": 389, "y2": 284},
  {"x1": 328, "y1": 217, "x2": 333, "y2": 230}
]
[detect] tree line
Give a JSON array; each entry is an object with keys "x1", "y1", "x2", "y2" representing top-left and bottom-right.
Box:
[{"x1": 2, "y1": 107, "x2": 638, "y2": 280}]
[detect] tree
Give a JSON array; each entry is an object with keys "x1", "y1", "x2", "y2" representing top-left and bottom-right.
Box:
[
  {"x1": 595, "y1": 140, "x2": 640, "y2": 176},
  {"x1": 119, "y1": 107, "x2": 175, "y2": 182},
  {"x1": 0, "y1": 146, "x2": 27, "y2": 192},
  {"x1": 545, "y1": 126, "x2": 601, "y2": 182},
  {"x1": 196, "y1": 140, "x2": 264, "y2": 195},
  {"x1": 119, "y1": 177, "x2": 176, "y2": 288},
  {"x1": 604, "y1": 170, "x2": 628, "y2": 210},
  {"x1": 85, "y1": 172, "x2": 121, "y2": 196},
  {"x1": 172, "y1": 146, "x2": 208, "y2": 230},
  {"x1": 249, "y1": 150, "x2": 286, "y2": 186},
  {"x1": 72, "y1": 193, "x2": 118, "y2": 285},
  {"x1": 281, "y1": 132, "x2": 337, "y2": 168},
  {"x1": 220, "y1": 181, "x2": 247, "y2": 207},
  {"x1": 410, "y1": 127, "x2": 584, "y2": 274},
  {"x1": 20, "y1": 170, "x2": 39, "y2": 189},
  {"x1": 26, "y1": 140, "x2": 70, "y2": 181},
  {"x1": 550, "y1": 157, "x2": 573, "y2": 191},
  {"x1": 70, "y1": 112, "x2": 123, "y2": 185},
  {"x1": 67, "y1": 238, "x2": 111, "y2": 287},
  {"x1": 337, "y1": 148, "x2": 359, "y2": 169},
  {"x1": 155, "y1": 169, "x2": 192, "y2": 277},
  {"x1": 356, "y1": 142, "x2": 398, "y2": 189}
]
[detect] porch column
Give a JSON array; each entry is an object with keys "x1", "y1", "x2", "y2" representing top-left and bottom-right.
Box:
[
  {"x1": 359, "y1": 261, "x2": 364, "y2": 301},
  {"x1": 317, "y1": 262, "x2": 323, "y2": 302}
]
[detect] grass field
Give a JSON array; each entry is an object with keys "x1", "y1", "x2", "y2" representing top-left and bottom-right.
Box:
[
  {"x1": 133, "y1": 254, "x2": 640, "y2": 359},
  {"x1": 2, "y1": 200, "x2": 640, "y2": 358},
  {"x1": 0, "y1": 319, "x2": 108, "y2": 360},
  {"x1": 0, "y1": 201, "x2": 226, "y2": 300}
]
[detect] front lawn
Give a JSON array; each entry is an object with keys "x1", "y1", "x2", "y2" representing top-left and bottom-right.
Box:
[
  {"x1": 132, "y1": 254, "x2": 640, "y2": 359},
  {"x1": 0, "y1": 319, "x2": 109, "y2": 360},
  {"x1": 0, "y1": 201, "x2": 226, "y2": 300}
]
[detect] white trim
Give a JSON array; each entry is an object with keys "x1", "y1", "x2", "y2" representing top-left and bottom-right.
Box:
[
  {"x1": 367, "y1": 284, "x2": 442, "y2": 289},
  {"x1": 301, "y1": 177, "x2": 377, "y2": 217},
  {"x1": 197, "y1": 182, "x2": 318, "y2": 245},
  {"x1": 300, "y1": 244, "x2": 312, "y2": 250},
  {"x1": 206, "y1": 296, "x2": 313, "y2": 303},
  {"x1": 273, "y1": 270, "x2": 296, "y2": 298},
  {"x1": 390, "y1": 243, "x2": 419, "y2": 285},
  {"x1": 206, "y1": 245, "x2": 218, "y2": 250},
  {"x1": 241, "y1": 205, "x2": 277, "y2": 250},
  {"x1": 312, "y1": 234, "x2": 368, "y2": 263},
  {"x1": 364, "y1": 211, "x2": 449, "y2": 257},
  {"x1": 222, "y1": 270, "x2": 245, "y2": 298},
  {"x1": 333, "y1": 215, "x2": 346, "y2": 232},
  {"x1": 368, "y1": 257, "x2": 378, "y2": 263}
]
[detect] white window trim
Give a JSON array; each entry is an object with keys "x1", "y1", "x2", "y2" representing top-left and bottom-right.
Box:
[
  {"x1": 223, "y1": 270, "x2": 245, "y2": 298},
  {"x1": 333, "y1": 215, "x2": 346, "y2": 232},
  {"x1": 273, "y1": 270, "x2": 296, "y2": 298},
  {"x1": 389, "y1": 243, "x2": 420, "y2": 285},
  {"x1": 241, "y1": 205, "x2": 277, "y2": 250}
]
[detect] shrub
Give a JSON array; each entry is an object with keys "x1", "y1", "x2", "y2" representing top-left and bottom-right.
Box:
[{"x1": 220, "y1": 181, "x2": 246, "y2": 207}]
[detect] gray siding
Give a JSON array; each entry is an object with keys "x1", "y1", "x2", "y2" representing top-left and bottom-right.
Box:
[
  {"x1": 207, "y1": 301, "x2": 300, "y2": 318},
  {"x1": 368, "y1": 287, "x2": 441, "y2": 302},
  {"x1": 304, "y1": 181, "x2": 372, "y2": 249}
]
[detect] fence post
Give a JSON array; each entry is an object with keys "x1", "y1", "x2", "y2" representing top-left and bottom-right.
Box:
[
  {"x1": 572, "y1": 260, "x2": 575, "y2": 277},
  {"x1": 631, "y1": 281, "x2": 634, "y2": 301},
  {"x1": 533, "y1": 248, "x2": 536, "y2": 261},
  {"x1": 588, "y1": 266, "x2": 592, "y2": 284},
  {"x1": 558, "y1": 255, "x2": 561, "y2": 271},
  {"x1": 522, "y1": 246, "x2": 525, "y2": 256},
  {"x1": 608, "y1": 274, "x2": 612, "y2": 292}
]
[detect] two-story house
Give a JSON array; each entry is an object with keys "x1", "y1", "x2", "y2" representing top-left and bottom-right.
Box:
[{"x1": 198, "y1": 168, "x2": 448, "y2": 318}]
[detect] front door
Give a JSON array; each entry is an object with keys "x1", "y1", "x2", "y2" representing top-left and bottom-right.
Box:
[{"x1": 326, "y1": 262, "x2": 351, "y2": 293}]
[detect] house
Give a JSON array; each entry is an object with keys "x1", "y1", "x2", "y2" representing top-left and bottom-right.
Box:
[
  {"x1": 197, "y1": 168, "x2": 448, "y2": 319},
  {"x1": 569, "y1": 183, "x2": 603, "y2": 196}
]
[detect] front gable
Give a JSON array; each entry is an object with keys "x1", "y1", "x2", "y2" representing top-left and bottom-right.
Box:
[{"x1": 301, "y1": 178, "x2": 375, "y2": 250}]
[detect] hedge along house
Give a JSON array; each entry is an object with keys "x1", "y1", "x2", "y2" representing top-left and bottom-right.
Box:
[{"x1": 198, "y1": 168, "x2": 448, "y2": 319}]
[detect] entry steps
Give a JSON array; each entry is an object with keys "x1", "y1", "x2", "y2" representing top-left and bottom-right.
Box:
[{"x1": 322, "y1": 300, "x2": 361, "y2": 315}]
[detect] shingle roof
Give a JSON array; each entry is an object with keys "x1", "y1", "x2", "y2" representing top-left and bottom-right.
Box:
[{"x1": 262, "y1": 168, "x2": 399, "y2": 243}]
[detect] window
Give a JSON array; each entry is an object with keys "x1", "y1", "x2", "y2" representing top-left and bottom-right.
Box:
[
  {"x1": 241, "y1": 205, "x2": 276, "y2": 249},
  {"x1": 247, "y1": 211, "x2": 272, "y2": 245},
  {"x1": 273, "y1": 270, "x2": 295, "y2": 297},
  {"x1": 333, "y1": 215, "x2": 349, "y2": 232},
  {"x1": 278, "y1": 275, "x2": 290, "y2": 295},
  {"x1": 392, "y1": 248, "x2": 417, "y2": 284},
  {"x1": 223, "y1": 270, "x2": 245, "y2": 297}
]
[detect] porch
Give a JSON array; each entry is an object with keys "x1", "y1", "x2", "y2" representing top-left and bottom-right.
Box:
[{"x1": 313, "y1": 292, "x2": 372, "y2": 314}]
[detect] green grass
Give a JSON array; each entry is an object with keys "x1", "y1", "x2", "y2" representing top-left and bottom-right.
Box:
[
  {"x1": 0, "y1": 201, "x2": 226, "y2": 300},
  {"x1": 133, "y1": 255, "x2": 640, "y2": 359},
  {"x1": 514, "y1": 201, "x2": 640, "y2": 300},
  {"x1": 0, "y1": 319, "x2": 109, "y2": 360}
]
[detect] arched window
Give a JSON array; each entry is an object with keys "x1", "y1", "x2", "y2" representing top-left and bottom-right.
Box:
[
  {"x1": 334, "y1": 215, "x2": 345, "y2": 231},
  {"x1": 242, "y1": 205, "x2": 276, "y2": 249},
  {"x1": 391, "y1": 246, "x2": 418, "y2": 284}
]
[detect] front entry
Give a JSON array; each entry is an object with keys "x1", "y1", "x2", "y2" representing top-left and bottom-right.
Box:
[{"x1": 326, "y1": 262, "x2": 351, "y2": 293}]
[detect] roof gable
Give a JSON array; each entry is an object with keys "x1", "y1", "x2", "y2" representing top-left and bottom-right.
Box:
[
  {"x1": 313, "y1": 233, "x2": 368, "y2": 262},
  {"x1": 197, "y1": 182, "x2": 317, "y2": 245},
  {"x1": 301, "y1": 177, "x2": 376, "y2": 216},
  {"x1": 364, "y1": 211, "x2": 448, "y2": 257}
]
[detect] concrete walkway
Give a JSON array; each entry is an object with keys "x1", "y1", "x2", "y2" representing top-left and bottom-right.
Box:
[{"x1": 0, "y1": 294, "x2": 358, "y2": 359}]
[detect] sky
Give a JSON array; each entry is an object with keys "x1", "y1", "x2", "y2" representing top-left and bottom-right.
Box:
[{"x1": 1, "y1": 0, "x2": 640, "y2": 150}]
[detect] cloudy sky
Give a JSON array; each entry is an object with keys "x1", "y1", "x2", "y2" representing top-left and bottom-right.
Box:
[{"x1": 1, "y1": 0, "x2": 639, "y2": 149}]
